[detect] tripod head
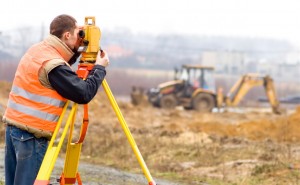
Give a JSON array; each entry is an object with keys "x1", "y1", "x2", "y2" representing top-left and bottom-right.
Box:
[{"x1": 77, "y1": 16, "x2": 101, "y2": 79}]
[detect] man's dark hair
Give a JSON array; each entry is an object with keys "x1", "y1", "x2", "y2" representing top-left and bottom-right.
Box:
[{"x1": 50, "y1": 14, "x2": 77, "y2": 39}]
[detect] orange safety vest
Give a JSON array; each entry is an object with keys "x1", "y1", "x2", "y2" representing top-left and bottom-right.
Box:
[{"x1": 3, "y1": 37, "x2": 71, "y2": 132}]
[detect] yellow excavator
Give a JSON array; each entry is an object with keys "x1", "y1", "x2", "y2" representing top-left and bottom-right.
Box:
[{"x1": 142, "y1": 65, "x2": 282, "y2": 114}]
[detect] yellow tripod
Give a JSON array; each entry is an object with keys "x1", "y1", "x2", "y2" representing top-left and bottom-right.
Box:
[{"x1": 34, "y1": 17, "x2": 156, "y2": 185}]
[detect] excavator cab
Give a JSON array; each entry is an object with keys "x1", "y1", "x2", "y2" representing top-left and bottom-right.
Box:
[
  {"x1": 187, "y1": 65, "x2": 215, "y2": 91},
  {"x1": 178, "y1": 65, "x2": 216, "y2": 97}
]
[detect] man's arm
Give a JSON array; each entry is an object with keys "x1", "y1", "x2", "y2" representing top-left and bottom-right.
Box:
[{"x1": 48, "y1": 64, "x2": 106, "y2": 104}]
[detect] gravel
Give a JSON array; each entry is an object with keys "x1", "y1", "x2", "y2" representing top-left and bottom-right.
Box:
[{"x1": 0, "y1": 148, "x2": 183, "y2": 185}]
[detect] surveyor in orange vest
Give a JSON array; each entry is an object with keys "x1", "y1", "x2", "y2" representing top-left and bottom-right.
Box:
[{"x1": 2, "y1": 14, "x2": 109, "y2": 185}]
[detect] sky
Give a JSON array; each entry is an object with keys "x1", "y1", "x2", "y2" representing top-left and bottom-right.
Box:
[{"x1": 1, "y1": 0, "x2": 300, "y2": 46}]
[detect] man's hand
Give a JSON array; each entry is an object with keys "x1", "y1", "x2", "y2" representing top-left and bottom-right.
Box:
[
  {"x1": 68, "y1": 51, "x2": 81, "y2": 65},
  {"x1": 95, "y1": 50, "x2": 109, "y2": 67}
]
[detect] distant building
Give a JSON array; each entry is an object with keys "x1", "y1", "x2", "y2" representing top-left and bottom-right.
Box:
[
  {"x1": 256, "y1": 60, "x2": 278, "y2": 76},
  {"x1": 106, "y1": 45, "x2": 133, "y2": 58},
  {"x1": 200, "y1": 51, "x2": 246, "y2": 75},
  {"x1": 277, "y1": 63, "x2": 300, "y2": 80},
  {"x1": 286, "y1": 51, "x2": 300, "y2": 64}
]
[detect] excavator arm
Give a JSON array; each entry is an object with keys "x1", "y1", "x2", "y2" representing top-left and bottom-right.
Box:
[
  {"x1": 225, "y1": 73, "x2": 282, "y2": 114},
  {"x1": 263, "y1": 76, "x2": 282, "y2": 114}
]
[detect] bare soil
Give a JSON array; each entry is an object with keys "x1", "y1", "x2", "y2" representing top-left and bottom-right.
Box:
[{"x1": 1, "y1": 80, "x2": 300, "y2": 184}]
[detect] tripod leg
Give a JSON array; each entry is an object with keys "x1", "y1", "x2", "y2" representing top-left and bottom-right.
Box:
[
  {"x1": 60, "y1": 104, "x2": 88, "y2": 185},
  {"x1": 61, "y1": 143, "x2": 82, "y2": 184},
  {"x1": 34, "y1": 102, "x2": 77, "y2": 185},
  {"x1": 102, "y1": 79, "x2": 157, "y2": 185}
]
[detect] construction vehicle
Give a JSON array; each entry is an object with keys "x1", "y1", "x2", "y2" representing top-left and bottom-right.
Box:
[{"x1": 146, "y1": 65, "x2": 282, "y2": 114}]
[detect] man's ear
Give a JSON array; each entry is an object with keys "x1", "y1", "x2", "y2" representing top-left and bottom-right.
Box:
[{"x1": 64, "y1": 32, "x2": 71, "y2": 40}]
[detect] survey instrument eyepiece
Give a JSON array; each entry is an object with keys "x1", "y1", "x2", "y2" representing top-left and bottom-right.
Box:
[{"x1": 78, "y1": 30, "x2": 85, "y2": 39}]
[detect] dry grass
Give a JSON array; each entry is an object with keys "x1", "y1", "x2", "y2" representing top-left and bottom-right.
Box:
[
  {"x1": 1, "y1": 82, "x2": 300, "y2": 184},
  {"x1": 73, "y1": 92, "x2": 300, "y2": 184},
  {"x1": 80, "y1": 125, "x2": 300, "y2": 184},
  {"x1": 0, "y1": 81, "x2": 10, "y2": 144}
]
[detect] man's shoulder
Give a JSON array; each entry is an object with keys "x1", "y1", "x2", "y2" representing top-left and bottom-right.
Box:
[
  {"x1": 38, "y1": 59, "x2": 70, "y2": 89},
  {"x1": 44, "y1": 59, "x2": 69, "y2": 72}
]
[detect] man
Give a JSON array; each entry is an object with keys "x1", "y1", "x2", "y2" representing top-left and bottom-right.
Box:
[{"x1": 2, "y1": 14, "x2": 109, "y2": 185}]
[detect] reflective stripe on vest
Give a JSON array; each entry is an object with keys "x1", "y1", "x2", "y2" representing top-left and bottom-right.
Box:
[
  {"x1": 7, "y1": 99, "x2": 60, "y2": 122},
  {"x1": 7, "y1": 85, "x2": 66, "y2": 123},
  {"x1": 11, "y1": 85, "x2": 65, "y2": 108}
]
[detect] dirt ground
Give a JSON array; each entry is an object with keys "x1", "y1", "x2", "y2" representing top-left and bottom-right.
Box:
[{"x1": 1, "y1": 80, "x2": 300, "y2": 184}]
